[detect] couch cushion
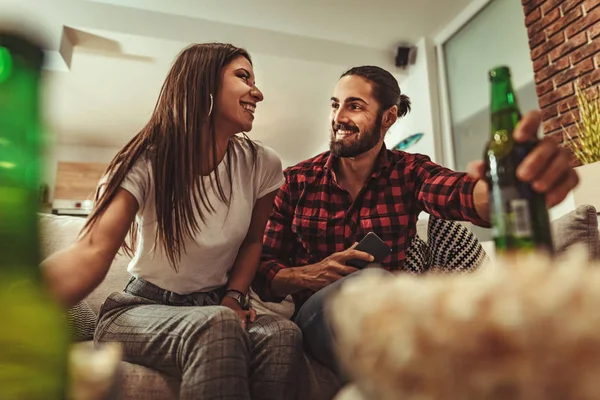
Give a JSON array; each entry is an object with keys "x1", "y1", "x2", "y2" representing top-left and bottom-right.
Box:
[
  {"x1": 39, "y1": 213, "x2": 87, "y2": 257},
  {"x1": 552, "y1": 204, "x2": 600, "y2": 260},
  {"x1": 118, "y1": 361, "x2": 179, "y2": 400}
]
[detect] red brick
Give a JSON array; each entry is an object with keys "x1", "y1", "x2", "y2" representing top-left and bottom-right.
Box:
[
  {"x1": 544, "y1": 130, "x2": 566, "y2": 145},
  {"x1": 570, "y1": 41, "x2": 600, "y2": 65},
  {"x1": 528, "y1": 7, "x2": 561, "y2": 36},
  {"x1": 539, "y1": 82, "x2": 575, "y2": 108},
  {"x1": 565, "y1": 6, "x2": 600, "y2": 38},
  {"x1": 543, "y1": 118, "x2": 560, "y2": 135},
  {"x1": 590, "y1": 21, "x2": 600, "y2": 39},
  {"x1": 580, "y1": 69, "x2": 600, "y2": 86},
  {"x1": 532, "y1": 32, "x2": 565, "y2": 59},
  {"x1": 555, "y1": 96, "x2": 580, "y2": 114},
  {"x1": 548, "y1": 31, "x2": 587, "y2": 61},
  {"x1": 544, "y1": 119, "x2": 578, "y2": 138},
  {"x1": 584, "y1": 0, "x2": 600, "y2": 12},
  {"x1": 542, "y1": 104, "x2": 559, "y2": 120},
  {"x1": 547, "y1": 6, "x2": 584, "y2": 38},
  {"x1": 561, "y1": 0, "x2": 585, "y2": 14},
  {"x1": 554, "y1": 110, "x2": 580, "y2": 129},
  {"x1": 542, "y1": 0, "x2": 564, "y2": 15},
  {"x1": 561, "y1": 124, "x2": 580, "y2": 140},
  {"x1": 595, "y1": 53, "x2": 600, "y2": 68},
  {"x1": 533, "y1": 55, "x2": 550, "y2": 72},
  {"x1": 529, "y1": 30, "x2": 547, "y2": 49},
  {"x1": 554, "y1": 58, "x2": 595, "y2": 87},
  {"x1": 526, "y1": 7, "x2": 542, "y2": 26},
  {"x1": 536, "y1": 57, "x2": 571, "y2": 83},
  {"x1": 523, "y1": 0, "x2": 546, "y2": 15},
  {"x1": 537, "y1": 80, "x2": 555, "y2": 97}
]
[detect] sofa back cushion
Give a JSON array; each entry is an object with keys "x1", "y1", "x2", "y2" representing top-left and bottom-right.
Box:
[{"x1": 552, "y1": 204, "x2": 600, "y2": 260}]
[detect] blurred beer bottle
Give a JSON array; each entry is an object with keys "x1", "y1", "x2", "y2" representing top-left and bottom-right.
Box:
[
  {"x1": 484, "y1": 66, "x2": 553, "y2": 255},
  {"x1": 0, "y1": 31, "x2": 69, "y2": 399}
]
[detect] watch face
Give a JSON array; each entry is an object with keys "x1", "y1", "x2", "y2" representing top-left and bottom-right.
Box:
[
  {"x1": 227, "y1": 292, "x2": 242, "y2": 301},
  {"x1": 226, "y1": 292, "x2": 250, "y2": 309}
]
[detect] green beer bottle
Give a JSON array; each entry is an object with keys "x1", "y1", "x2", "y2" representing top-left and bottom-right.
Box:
[
  {"x1": 484, "y1": 66, "x2": 553, "y2": 254},
  {"x1": 0, "y1": 32, "x2": 69, "y2": 399}
]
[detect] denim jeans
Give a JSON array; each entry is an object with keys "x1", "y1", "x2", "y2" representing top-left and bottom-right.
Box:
[{"x1": 293, "y1": 268, "x2": 391, "y2": 381}]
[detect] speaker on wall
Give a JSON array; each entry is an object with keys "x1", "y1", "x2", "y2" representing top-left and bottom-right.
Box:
[{"x1": 395, "y1": 45, "x2": 417, "y2": 69}]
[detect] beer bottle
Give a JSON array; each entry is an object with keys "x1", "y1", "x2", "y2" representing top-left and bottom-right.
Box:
[
  {"x1": 0, "y1": 31, "x2": 69, "y2": 399},
  {"x1": 484, "y1": 66, "x2": 553, "y2": 254}
]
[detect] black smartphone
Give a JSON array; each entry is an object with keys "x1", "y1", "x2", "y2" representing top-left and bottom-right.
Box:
[{"x1": 346, "y1": 232, "x2": 391, "y2": 269}]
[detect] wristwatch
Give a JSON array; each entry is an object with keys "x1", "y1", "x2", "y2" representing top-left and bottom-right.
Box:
[{"x1": 224, "y1": 289, "x2": 250, "y2": 310}]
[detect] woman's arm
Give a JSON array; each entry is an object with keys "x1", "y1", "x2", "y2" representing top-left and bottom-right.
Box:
[
  {"x1": 220, "y1": 190, "x2": 278, "y2": 328},
  {"x1": 225, "y1": 190, "x2": 278, "y2": 297},
  {"x1": 42, "y1": 189, "x2": 138, "y2": 308}
]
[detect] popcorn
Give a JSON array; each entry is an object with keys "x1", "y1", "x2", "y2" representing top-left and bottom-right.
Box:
[{"x1": 329, "y1": 246, "x2": 600, "y2": 400}]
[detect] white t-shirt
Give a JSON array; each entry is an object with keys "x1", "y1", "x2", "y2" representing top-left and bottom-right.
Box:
[{"x1": 119, "y1": 139, "x2": 284, "y2": 294}]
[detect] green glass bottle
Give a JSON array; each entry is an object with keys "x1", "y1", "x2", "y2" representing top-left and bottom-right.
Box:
[
  {"x1": 484, "y1": 66, "x2": 553, "y2": 255},
  {"x1": 0, "y1": 32, "x2": 69, "y2": 399}
]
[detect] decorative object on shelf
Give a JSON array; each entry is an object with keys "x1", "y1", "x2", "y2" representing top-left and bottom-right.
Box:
[
  {"x1": 392, "y1": 132, "x2": 424, "y2": 151},
  {"x1": 563, "y1": 83, "x2": 600, "y2": 212}
]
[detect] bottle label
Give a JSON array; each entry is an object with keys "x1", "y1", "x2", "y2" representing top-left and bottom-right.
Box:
[
  {"x1": 490, "y1": 186, "x2": 534, "y2": 241},
  {"x1": 509, "y1": 198, "x2": 532, "y2": 238}
]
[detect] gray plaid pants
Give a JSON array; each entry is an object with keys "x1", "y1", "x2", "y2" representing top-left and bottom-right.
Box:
[{"x1": 94, "y1": 277, "x2": 303, "y2": 400}]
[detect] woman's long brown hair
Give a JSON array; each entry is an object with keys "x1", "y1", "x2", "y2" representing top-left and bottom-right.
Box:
[{"x1": 81, "y1": 43, "x2": 257, "y2": 271}]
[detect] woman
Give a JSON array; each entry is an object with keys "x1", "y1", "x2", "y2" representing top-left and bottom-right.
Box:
[{"x1": 42, "y1": 43, "x2": 303, "y2": 400}]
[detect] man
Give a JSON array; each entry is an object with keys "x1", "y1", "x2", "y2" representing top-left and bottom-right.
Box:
[{"x1": 252, "y1": 65, "x2": 578, "y2": 377}]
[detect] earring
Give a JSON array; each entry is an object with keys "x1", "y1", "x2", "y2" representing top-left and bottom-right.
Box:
[{"x1": 208, "y1": 94, "x2": 213, "y2": 116}]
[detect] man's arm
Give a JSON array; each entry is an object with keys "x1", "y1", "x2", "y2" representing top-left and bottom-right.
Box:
[
  {"x1": 253, "y1": 175, "x2": 304, "y2": 302},
  {"x1": 413, "y1": 111, "x2": 579, "y2": 227},
  {"x1": 473, "y1": 180, "x2": 491, "y2": 224},
  {"x1": 410, "y1": 155, "x2": 491, "y2": 227},
  {"x1": 253, "y1": 174, "x2": 372, "y2": 301}
]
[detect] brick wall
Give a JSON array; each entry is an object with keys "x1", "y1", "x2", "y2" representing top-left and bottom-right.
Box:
[{"x1": 523, "y1": 0, "x2": 600, "y2": 164}]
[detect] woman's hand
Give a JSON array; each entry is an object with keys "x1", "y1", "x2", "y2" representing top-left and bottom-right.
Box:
[{"x1": 220, "y1": 296, "x2": 257, "y2": 330}]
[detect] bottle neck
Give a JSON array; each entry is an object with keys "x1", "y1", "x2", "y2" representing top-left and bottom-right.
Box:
[{"x1": 490, "y1": 77, "x2": 521, "y2": 142}]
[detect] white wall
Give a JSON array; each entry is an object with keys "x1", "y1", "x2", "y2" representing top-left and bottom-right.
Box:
[
  {"x1": 385, "y1": 37, "x2": 440, "y2": 163},
  {"x1": 43, "y1": 144, "x2": 120, "y2": 202}
]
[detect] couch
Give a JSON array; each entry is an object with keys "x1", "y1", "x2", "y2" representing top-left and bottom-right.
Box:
[
  {"x1": 40, "y1": 205, "x2": 599, "y2": 399},
  {"x1": 40, "y1": 213, "x2": 341, "y2": 400}
]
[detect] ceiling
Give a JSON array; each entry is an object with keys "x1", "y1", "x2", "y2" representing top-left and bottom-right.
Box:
[
  {"x1": 4, "y1": 0, "x2": 475, "y2": 165},
  {"x1": 85, "y1": 0, "x2": 473, "y2": 51}
]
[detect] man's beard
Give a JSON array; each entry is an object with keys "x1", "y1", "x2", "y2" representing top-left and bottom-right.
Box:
[{"x1": 329, "y1": 113, "x2": 383, "y2": 158}]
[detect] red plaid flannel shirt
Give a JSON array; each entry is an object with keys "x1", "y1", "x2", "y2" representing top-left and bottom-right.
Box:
[{"x1": 252, "y1": 147, "x2": 488, "y2": 306}]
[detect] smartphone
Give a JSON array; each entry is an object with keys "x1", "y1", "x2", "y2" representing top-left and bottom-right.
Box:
[{"x1": 346, "y1": 232, "x2": 391, "y2": 269}]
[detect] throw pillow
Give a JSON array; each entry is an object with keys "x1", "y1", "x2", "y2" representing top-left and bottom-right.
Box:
[
  {"x1": 552, "y1": 204, "x2": 600, "y2": 260},
  {"x1": 426, "y1": 216, "x2": 488, "y2": 273},
  {"x1": 65, "y1": 300, "x2": 97, "y2": 342},
  {"x1": 404, "y1": 234, "x2": 429, "y2": 273}
]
